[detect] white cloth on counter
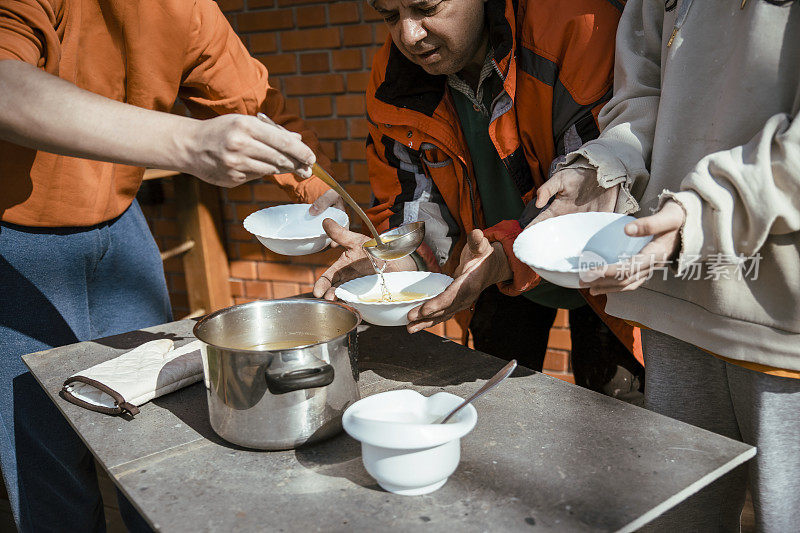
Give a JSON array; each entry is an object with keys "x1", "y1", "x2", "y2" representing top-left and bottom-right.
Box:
[{"x1": 61, "y1": 339, "x2": 203, "y2": 416}]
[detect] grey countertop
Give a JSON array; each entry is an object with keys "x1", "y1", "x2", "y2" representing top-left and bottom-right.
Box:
[{"x1": 23, "y1": 320, "x2": 754, "y2": 532}]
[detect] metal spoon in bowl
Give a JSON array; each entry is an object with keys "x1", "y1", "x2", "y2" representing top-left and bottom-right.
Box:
[
  {"x1": 439, "y1": 359, "x2": 517, "y2": 424},
  {"x1": 256, "y1": 113, "x2": 425, "y2": 261}
]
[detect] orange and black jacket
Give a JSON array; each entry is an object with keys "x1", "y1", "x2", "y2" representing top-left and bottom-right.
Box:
[{"x1": 364, "y1": 0, "x2": 641, "y2": 359}]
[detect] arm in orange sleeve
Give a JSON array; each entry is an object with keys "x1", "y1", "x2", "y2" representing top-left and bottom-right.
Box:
[
  {"x1": 177, "y1": 0, "x2": 331, "y2": 204},
  {"x1": 482, "y1": 219, "x2": 540, "y2": 296},
  {"x1": 0, "y1": 0, "x2": 61, "y2": 70}
]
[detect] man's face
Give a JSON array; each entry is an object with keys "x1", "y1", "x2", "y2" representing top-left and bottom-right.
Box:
[{"x1": 373, "y1": 0, "x2": 487, "y2": 77}]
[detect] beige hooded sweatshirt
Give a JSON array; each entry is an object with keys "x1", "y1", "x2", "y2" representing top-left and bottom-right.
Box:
[{"x1": 558, "y1": 0, "x2": 800, "y2": 370}]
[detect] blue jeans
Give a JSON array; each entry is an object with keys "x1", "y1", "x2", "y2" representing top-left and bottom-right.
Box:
[{"x1": 0, "y1": 200, "x2": 171, "y2": 532}]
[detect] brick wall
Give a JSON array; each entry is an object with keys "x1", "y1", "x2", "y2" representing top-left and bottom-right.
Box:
[{"x1": 140, "y1": 0, "x2": 574, "y2": 381}]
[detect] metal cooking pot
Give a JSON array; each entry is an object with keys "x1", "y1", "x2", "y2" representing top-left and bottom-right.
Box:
[{"x1": 193, "y1": 298, "x2": 361, "y2": 450}]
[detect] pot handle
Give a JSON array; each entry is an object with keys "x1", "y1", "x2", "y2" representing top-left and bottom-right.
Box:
[{"x1": 265, "y1": 364, "x2": 335, "y2": 394}]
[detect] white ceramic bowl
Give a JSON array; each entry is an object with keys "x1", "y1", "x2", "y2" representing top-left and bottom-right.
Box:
[
  {"x1": 334, "y1": 271, "x2": 453, "y2": 327},
  {"x1": 513, "y1": 212, "x2": 653, "y2": 289},
  {"x1": 342, "y1": 390, "x2": 477, "y2": 496},
  {"x1": 243, "y1": 204, "x2": 348, "y2": 256}
]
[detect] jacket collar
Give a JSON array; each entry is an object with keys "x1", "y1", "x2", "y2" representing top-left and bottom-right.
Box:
[
  {"x1": 487, "y1": 0, "x2": 516, "y2": 75},
  {"x1": 374, "y1": 44, "x2": 447, "y2": 117},
  {"x1": 374, "y1": 0, "x2": 516, "y2": 116}
]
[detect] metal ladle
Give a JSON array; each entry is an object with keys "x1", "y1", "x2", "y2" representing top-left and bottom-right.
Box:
[
  {"x1": 308, "y1": 163, "x2": 425, "y2": 261},
  {"x1": 256, "y1": 113, "x2": 425, "y2": 261},
  {"x1": 439, "y1": 359, "x2": 517, "y2": 424}
]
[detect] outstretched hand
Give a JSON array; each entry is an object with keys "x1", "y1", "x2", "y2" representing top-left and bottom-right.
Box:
[
  {"x1": 312, "y1": 219, "x2": 417, "y2": 300},
  {"x1": 531, "y1": 167, "x2": 618, "y2": 225},
  {"x1": 406, "y1": 229, "x2": 512, "y2": 333}
]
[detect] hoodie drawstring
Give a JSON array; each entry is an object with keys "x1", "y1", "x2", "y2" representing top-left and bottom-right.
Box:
[{"x1": 667, "y1": 0, "x2": 695, "y2": 47}]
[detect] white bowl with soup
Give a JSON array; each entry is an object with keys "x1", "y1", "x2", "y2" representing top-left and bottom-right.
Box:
[{"x1": 335, "y1": 271, "x2": 453, "y2": 327}]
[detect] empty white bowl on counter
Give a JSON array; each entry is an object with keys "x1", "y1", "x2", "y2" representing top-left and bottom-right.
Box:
[
  {"x1": 243, "y1": 204, "x2": 348, "y2": 256},
  {"x1": 342, "y1": 389, "x2": 478, "y2": 496},
  {"x1": 334, "y1": 271, "x2": 453, "y2": 327},
  {"x1": 512, "y1": 212, "x2": 653, "y2": 289}
]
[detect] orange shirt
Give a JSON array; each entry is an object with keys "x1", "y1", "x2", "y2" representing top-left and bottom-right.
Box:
[
  {"x1": 0, "y1": 0, "x2": 329, "y2": 227},
  {"x1": 711, "y1": 354, "x2": 800, "y2": 380}
]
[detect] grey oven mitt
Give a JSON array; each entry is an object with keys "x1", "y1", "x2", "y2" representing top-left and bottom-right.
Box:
[{"x1": 61, "y1": 339, "x2": 203, "y2": 416}]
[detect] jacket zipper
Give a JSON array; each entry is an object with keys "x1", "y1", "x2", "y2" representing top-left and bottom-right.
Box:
[
  {"x1": 419, "y1": 143, "x2": 480, "y2": 231},
  {"x1": 443, "y1": 90, "x2": 481, "y2": 230},
  {"x1": 489, "y1": 59, "x2": 517, "y2": 199},
  {"x1": 491, "y1": 58, "x2": 505, "y2": 81}
]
